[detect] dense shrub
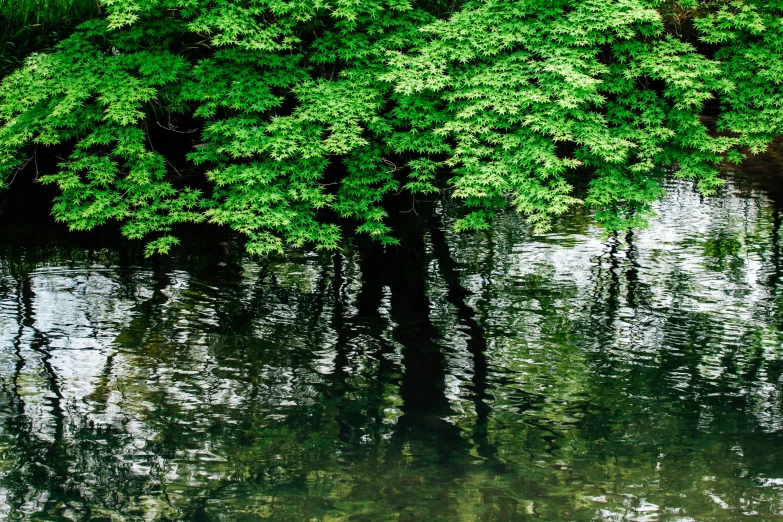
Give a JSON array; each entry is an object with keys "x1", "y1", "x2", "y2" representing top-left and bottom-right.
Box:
[{"x1": 1, "y1": 0, "x2": 781, "y2": 254}]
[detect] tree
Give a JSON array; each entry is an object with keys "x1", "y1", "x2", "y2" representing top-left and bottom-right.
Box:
[{"x1": 0, "y1": 0, "x2": 781, "y2": 255}]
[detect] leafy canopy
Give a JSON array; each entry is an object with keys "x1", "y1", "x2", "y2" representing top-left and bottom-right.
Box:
[{"x1": 1, "y1": 0, "x2": 781, "y2": 254}]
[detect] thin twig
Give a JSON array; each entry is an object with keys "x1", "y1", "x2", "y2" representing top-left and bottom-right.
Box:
[
  {"x1": 156, "y1": 120, "x2": 199, "y2": 134},
  {"x1": 399, "y1": 195, "x2": 418, "y2": 215},
  {"x1": 33, "y1": 146, "x2": 39, "y2": 180},
  {"x1": 6, "y1": 152, "x2": 34, "y2": 186},
  {"x1": 145, "y1": 121, "x2": 184, "y2": 178}
]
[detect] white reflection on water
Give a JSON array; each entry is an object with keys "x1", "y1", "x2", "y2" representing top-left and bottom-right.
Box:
[{"x1": 0, "y1": 178, "x2": 783, "y2": 520}]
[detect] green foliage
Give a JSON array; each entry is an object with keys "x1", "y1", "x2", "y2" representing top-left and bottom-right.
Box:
[
  {"x1": 1, "y1": 0, "x2": 782, "y2": 254},
  {"x1": 0, "y1": 0, "x2": 98, "y2": 28},
  {"x1": 0, "y1": 0, "x2": 98, "y2": 79}
]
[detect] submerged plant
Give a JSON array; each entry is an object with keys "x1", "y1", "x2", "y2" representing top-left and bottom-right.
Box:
[{"x1": 0, "y1": 0, "x2": 781, "y2": 255}]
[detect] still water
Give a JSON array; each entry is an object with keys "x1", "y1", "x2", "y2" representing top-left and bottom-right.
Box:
[{"x1": 1, "y1": 173, "x2": 783, "y2": 520}]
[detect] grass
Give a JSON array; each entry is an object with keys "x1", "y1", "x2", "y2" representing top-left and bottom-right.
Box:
[
  {"x1": 0, "y1": 0, "x2": 99, "y2": 29},
  {"x1": 0, "y1": 0, "x2": 99, "y2": 78}
]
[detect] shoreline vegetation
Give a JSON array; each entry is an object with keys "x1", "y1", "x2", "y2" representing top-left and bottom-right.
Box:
[
  {"x1": 0, "y1": 0, "x2": 98, "y2": 27},
  {"x1": 1, "y1": 1, "x2": 782, "y2": 255},
  {"x1": 0, "y1": 0, "x2": 99, "y2": 76}
]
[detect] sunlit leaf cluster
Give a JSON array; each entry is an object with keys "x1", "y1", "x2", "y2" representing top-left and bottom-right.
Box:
[{"x1": 0, "y1": 0, "x2": 781, "y2": 253}]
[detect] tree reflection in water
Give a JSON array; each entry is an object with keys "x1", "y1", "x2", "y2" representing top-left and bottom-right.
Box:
[{"x1": 1, "y1": 176, "x2": 783, "y2": 520}]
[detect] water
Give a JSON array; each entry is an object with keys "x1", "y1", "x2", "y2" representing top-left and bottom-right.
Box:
[{"x1": 1, "y1": 173, "x2": 783, "y2": 520}]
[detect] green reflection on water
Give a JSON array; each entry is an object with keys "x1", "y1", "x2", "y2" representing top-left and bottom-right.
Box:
[{"x1": 1, "y1": 178, "x2": 783, "y2": 520}]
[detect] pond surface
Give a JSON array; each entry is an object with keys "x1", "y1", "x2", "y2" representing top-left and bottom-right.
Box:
[{"x1": 1, "y1": 172, "x2": 783, "y2": 520}]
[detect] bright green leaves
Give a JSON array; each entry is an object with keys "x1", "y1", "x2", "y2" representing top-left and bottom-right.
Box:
[
  {"x1": 203, "y1": 157, "x2": 335, "y2": 254},
  {"x1": 585, "y1": 165, "x2": 664, "y2": 232},
  {"x1": 560, "y1": 0, "x2": 661, "y2": 43},
  {"x1": 295, "y1": 80, "x2": 384, "y2": 155},
  {"x1": 0, "y1": 29, "x2": 199, "y2": 255},
  {"x1": 40, "y1": 126, "x2": 204, "y2": 255},
  {"x1": 186, "y1": 0, "x2": 427, "y2": 250},
  {"x1": 189, "y1": 1, "x2": 305, "y2": 52},
  {"x1": 693, "y1": 1, "x2": 766, "y2": 44},
  {"x1": 697, "y1": 2, "x2": 783, "y2": 152},
  {"x1": 613, "y1": 37, "x2": 727, "y2": 110},
  {"x1": 583, "y1": 29, "x2": 734, "y2": 230},
  {"x1": 2, "y1": 0, "x2": 783, "y2": 253},
  {"x1": 101, "y1": 0, "x2": 194, "y2": 31},
  {"x1": 182, "y1": 54, "x2": 295, "y2": 118},
  {"x1": 384, "y1": 0, "x2": 757, "y2": 234},
  {"x1": 193, "y1": 113, "x2": 335, "y2": 253},
  {"x1": 336, "y1": 144, "x2": 400, "y2": 243},
  {"x1": 405, "y1": 158, "x2": 440, "y2": 195},
  {"x1": 102, "y1": 0, "x2": 147, "y2": 29},
  {"x1": 387, "y1": 0, "x2": 664, "y2": 233}
]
